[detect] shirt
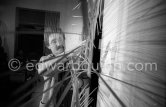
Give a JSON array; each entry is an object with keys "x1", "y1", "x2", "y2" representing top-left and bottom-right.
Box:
[{"x1": 38, "y1": 52, "x2": 67, "y2": 107}]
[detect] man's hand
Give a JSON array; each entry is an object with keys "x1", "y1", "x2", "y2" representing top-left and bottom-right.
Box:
[{"x1": 38, "y1": 55, "x2": 69, "y2": 76}]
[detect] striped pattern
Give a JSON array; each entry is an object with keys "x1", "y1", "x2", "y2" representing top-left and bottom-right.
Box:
[{"x1": 97, "y1": 0, "x2": 166, "y2": 107}]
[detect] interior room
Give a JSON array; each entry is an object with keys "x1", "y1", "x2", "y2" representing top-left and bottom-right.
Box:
[{"x1": 0, "y1": 0, "x2": 166, "y2": 107}]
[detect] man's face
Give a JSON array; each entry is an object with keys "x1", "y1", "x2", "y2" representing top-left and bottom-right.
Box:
[{"x1": 48, "y1": 33, "x2": 65, "y2": 55}]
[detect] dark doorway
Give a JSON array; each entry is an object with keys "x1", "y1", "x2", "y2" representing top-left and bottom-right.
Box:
[
  {"x1": 17, "y1": 34, "x2": 43, "y2": 60},
  {"x1": 15, "y1": 7, "x2": 60, "y2": 60},
  {"x1": 15, "y1": 7, "x2": 45, "y2": 61}
]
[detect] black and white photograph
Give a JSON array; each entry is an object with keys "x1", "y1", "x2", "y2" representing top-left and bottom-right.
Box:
[{"x1": 0, "y1": 0, "x2": 166, "y2": 107}]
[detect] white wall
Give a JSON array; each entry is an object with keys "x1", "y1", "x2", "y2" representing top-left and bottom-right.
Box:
[
  {"x1": 0, "y1": 0, "x2": 83, "y2": 59},
  {"x1": 97, "y1": 0, "x2": 166, "y2": 107}
]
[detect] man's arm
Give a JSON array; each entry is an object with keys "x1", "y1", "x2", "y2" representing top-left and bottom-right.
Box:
[{"x1": 38, "y1": 55, "x2": 68, "y2": 77}]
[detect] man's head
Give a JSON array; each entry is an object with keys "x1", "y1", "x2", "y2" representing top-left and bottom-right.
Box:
[{"x1": 44, "y1": 27, "x2": 65, "y2": 55}]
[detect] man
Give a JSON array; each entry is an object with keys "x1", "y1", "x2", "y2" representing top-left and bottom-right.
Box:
[{"x1": 38, "y1": 28, "x2": 68, "y2": 107}]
